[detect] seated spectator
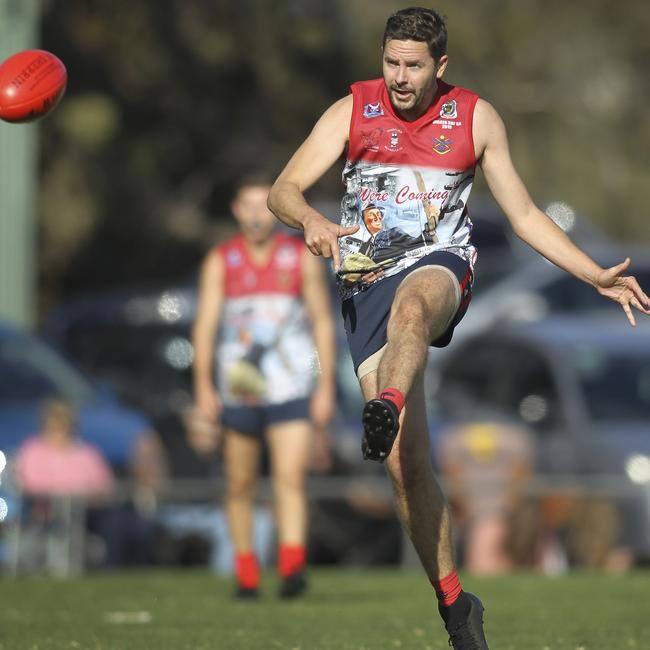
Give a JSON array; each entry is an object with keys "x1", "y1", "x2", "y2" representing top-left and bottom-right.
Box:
[
  {"x1": 15, "y1": 399, "x2": 164, "y2": 570},
  {"x1": 16, "y1": 399, "x2": 113, "y2": 497},
  {"x1": 13, "y1": 399, "x2": 114, "y2": 573},
  {"x1": 436, "y1": 420, "x2": 533, "y2": 575}
]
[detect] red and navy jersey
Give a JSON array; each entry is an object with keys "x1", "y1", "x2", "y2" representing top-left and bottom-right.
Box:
[
  {"x1": 218, "y1": 232, "x2": 303, "y2": 299},
  {"x1": 213, "y1": 233, "x2": 316, "y2": 406},
  {"x1": 339, "y1": 78, "x2": 478, "y2": 295}
]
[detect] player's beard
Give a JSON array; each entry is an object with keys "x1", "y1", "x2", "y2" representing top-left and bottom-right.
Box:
[
  {"x1": 245, "y1": 221, "x2": 274, "y2": 244},
  {"x1": 389, "y1": 81, "x2": 436, "y2": 117},
  {"x1": 389, "y1": 86, "x2": 418, "y2": 111}
]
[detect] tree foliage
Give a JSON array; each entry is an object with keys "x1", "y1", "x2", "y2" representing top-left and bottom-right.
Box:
[{"x1": 37, "y1": 0, "x2": 650, "y2": 309}]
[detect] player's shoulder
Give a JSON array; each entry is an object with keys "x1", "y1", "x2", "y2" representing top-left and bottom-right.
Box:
[
  {"x1": 205, "y1": 235, "x2": 240, "y2": 272},
  {"x1": 213, "y1": 233, "x2": 243, "y2": 255},
  {"x1": 472, "y1": 97, "x2": 507, "y2": 151},
  {"x1": 311, "y1": 94, "x2": 353, "y2": 141},
  {"x1": 350, "y1": 77, "x2": 384, "y2": 92},
  {"x1": 323, "y1": 93, "x2": 353, "y2": 119},
  {"x1": 473, "y1": 97, "x2": 504, "y2": 126}
]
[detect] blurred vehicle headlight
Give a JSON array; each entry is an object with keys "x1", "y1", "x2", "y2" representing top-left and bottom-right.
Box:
[{"x1": 625, "y1": 454, "x2": 650, "y2": 484}]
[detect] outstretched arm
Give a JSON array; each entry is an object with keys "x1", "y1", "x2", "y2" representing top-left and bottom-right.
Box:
[
  {"x1": 475, "y1": 98, "x2": 650, "y2": 325},
  {"x1": 268, "y1": 95, "x2": 359, "y2": 271}
]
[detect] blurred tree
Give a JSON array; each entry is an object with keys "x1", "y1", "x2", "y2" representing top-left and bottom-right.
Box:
[{"x1": 36, "y1": 0, "x2": 650, "y2": 316}]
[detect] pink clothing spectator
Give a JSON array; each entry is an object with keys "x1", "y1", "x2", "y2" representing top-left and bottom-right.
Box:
[{"x1": 16, "y1": 437, "x2": 114, "y2": 496}]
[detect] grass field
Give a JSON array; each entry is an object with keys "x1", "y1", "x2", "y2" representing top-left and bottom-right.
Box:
[{"x1": 1, "y1": 569, "x2": 648, "y2": 650}]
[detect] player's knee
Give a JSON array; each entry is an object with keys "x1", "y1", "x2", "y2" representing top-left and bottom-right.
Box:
[
  {"x1": 226, "y1": 474, "x2": 257, "y2": 500},
  {"x1": 273, "y1": 469, "x2": 305, "y2": 493},
  {"x1": 388, "y1": 293, "x2": 427, "y2": 334}
]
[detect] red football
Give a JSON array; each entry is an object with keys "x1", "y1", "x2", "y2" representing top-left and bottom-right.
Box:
[{"x1": 0, "y1": 49, "x2": 67, "y2": 123}]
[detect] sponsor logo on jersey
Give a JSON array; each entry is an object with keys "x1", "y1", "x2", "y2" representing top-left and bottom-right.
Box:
[
  {"x1": 363, "y1": 102, "x2": 384, "y2": 118},
  {"x1": 361, "y1": 128, "x2": 382, "y2": 152},
  {"x1": 276, "y1": 244, "x2": 299, "y2": 269},
  {"x1": 384, "y1": 128, "x2": 403, "y2": 152},
  {"x1": 431, "y1": 118, "x2": 462, "y2": 130},
  {"x1": 432, "y1": 134, "x2": 453, "y2": 155},
  {"x1": 440, "y1": 99, "x2": 458, "y2": 119}
]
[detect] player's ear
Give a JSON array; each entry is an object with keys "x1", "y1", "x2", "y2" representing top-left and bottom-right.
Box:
[
  {"x1": 230, "y1": 196, "x2": 242, "y2": 222},
  {"x1": 435, "y1": 55, "x2": 449, "y2": 79}
]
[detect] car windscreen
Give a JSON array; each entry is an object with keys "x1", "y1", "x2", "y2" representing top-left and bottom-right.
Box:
[
  {"x1": 571, "y1": 345, "x2": 650, "y2": 420},
  {"x1": 0, "y1": 335, "x2": 94, "y2": 403},
  {"x1": 59, "y1": 323, "x2": 194, "y2": 411}
]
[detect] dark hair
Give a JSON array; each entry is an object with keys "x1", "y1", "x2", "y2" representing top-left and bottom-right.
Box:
[
  {"x1": 382, "y1": 7, "x2": 448, "y2": 61},
  {"x1": 231, "y1": 170, "x2": 275, "y2": 200}
]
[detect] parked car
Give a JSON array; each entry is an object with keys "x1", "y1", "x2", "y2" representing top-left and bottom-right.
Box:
[
  {"x1": 0, "y1": 320, "x2": 156, "y2": 474},
  {"x1": 452, "y1": 244, "x2": 650, "y2": 347},
  {"x1": 428, "y1": 315, "x2": 650, "y2": 561},
  {"x1": 43, "y1": 286, "x2": 198, "y2": 423},
  {"x1": 466, "y1": 195, "x2": 607, "y2": 294}
]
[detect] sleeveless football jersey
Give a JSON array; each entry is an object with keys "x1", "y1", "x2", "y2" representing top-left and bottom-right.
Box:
[
  {"x1": 213, "y1": 233, "x2": 317, "y2": 406},
  {"x1": 339, "y1": 78, "x2": 479, "y2": 296}
]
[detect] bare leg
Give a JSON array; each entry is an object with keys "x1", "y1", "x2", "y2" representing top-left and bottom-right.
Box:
[
  {"x1": 360, "y1": 267, "x2": 461, "y2": 578},
  {"x1": 223, "y1": 429, "x2": 261, "y2": 552},
  {"x1": 378, "y1": 267, "x2": 459, "y2": 397},
  {"x1": 267, "y1": 420, "x2": 311, "y2": 546},
  {"x1": 360, "y1": 267, "x2": 490, "y2": 645},
  {"x1": 360, "y1": 371, "x2": 455, "y2": 580}
]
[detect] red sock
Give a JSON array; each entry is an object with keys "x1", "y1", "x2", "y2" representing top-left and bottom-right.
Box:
[
  {"x1": 431, "y1": 569, "x2": 462, "y2": 607},
  {"x1": 278, "y1": 544, "x2": 306, "y2": 578},
  {"x1": 235, "y1": 552, "x2": 259, "y2": 589},
  {"x1": 380, "y1": 387, "x2": 405, "y2": 413}
]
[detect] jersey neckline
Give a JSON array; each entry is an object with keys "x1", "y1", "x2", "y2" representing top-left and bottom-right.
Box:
[{"x1": 379, "y1": 79, "x2": 455, "y2": 131}]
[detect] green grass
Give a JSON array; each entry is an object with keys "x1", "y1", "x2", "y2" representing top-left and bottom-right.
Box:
[{"x1": 1, "y1": 569, "x2": 648, "y2": 650}]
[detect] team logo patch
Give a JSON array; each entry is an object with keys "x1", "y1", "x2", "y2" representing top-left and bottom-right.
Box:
[
  {"x1": 440, "y1": 100, "x2": 458, "y2": 119},
  {"x1": 363, "y1": 102, "x2": 384, "y2": 118},
  {"x1": 384, "y1": 128, "x2": 403, "y2": 152},
  {"x1": 227, "y1": 249, "x2": 243, "y2": 267},
  {"x1": 432, "y1": 134, "x2": 453, "y2": 155}
]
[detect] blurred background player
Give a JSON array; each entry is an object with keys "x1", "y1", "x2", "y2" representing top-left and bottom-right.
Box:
[{"x1": 192, "y1": 172, "x2": 336, "y2": 598}]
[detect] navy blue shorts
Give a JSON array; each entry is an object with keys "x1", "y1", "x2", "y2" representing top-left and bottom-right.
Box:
[
  {"x1": 341, "y1": 250, "x2": 473, "y2": 375},
  {"x1": 221, "y1": 397, "x2": 311, "y2": 438}
]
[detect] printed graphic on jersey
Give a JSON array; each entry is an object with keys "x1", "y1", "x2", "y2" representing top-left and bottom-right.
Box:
[
  {"x1": 217, "y1": 294, "x2": 316, "y2": 406},
  {"x1": 363, "y1": 102, "x2": 384, "y2": 118},
  {"x1": 338, "y1": 160, "x2": 475, "y2": 296}
]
